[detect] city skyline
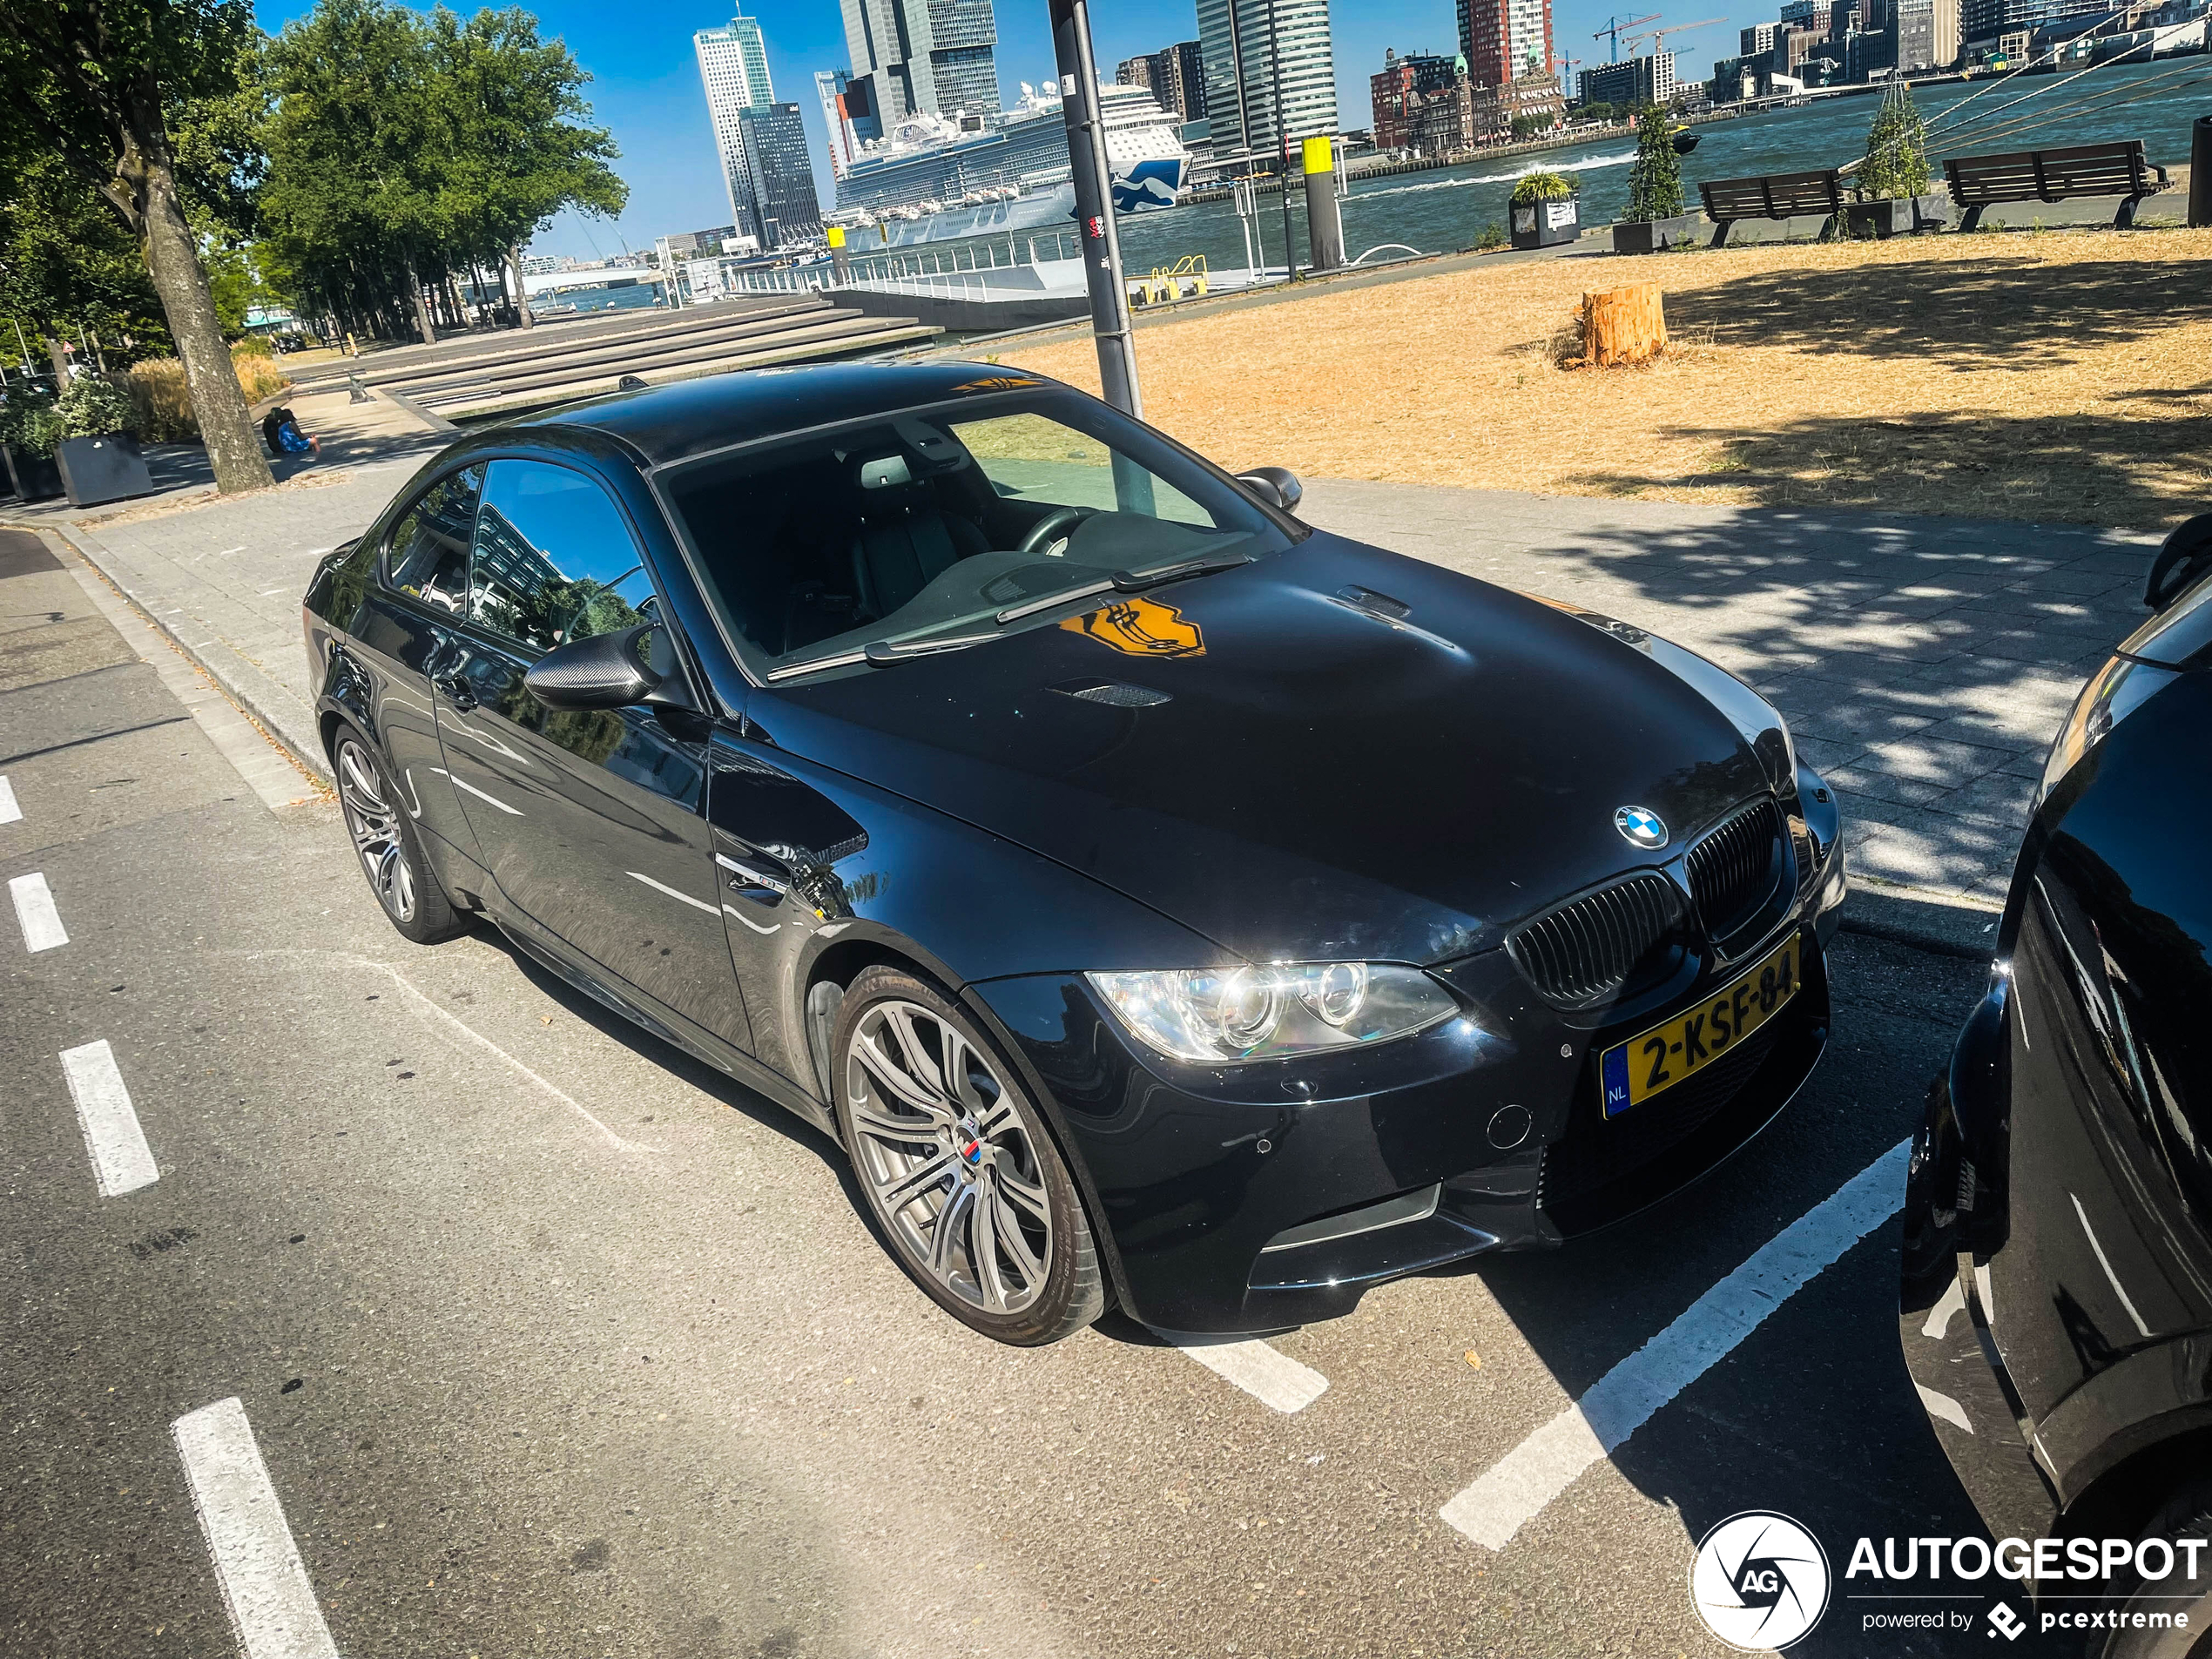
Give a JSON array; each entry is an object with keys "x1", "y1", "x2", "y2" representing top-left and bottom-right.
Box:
[{"x1": 247, "y1": 0, "x2": 1743, "y2": 260}]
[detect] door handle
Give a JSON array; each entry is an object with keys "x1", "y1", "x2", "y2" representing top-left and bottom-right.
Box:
[
  {"x1": 715, "y1": 850, "x2": 790, "y2": 896},
  {"x1": 433, "y1": 674, "x2": 478, "y2": 712}
]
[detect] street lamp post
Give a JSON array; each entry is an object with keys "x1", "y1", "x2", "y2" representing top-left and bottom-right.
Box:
[
  {"x1": 1049, "y1": 0, "x2": 1142, "y2": 416},
  {"x1": 1265, "y1": 0, "x2": 1298, "y2": 281}
]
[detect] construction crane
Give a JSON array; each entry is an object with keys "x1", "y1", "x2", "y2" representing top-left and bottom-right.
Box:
[
  {"x1": 1617, "y1": 16, "x2": 1728, "y2": 55},
  {"x1": 1592, "y1": 12, "x2": 1660, "y2": 61}
]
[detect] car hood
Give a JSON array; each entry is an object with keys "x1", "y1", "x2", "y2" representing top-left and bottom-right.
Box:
[{"x1": 759, "y1": 534, "x2": 1769, "y2": 965}]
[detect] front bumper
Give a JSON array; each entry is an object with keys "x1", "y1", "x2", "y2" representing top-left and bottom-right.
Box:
[{"x1": 972, "y1": 809, "x2": 1846, "y2": 1334}]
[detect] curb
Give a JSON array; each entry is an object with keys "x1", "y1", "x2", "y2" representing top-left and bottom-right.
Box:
[
  {"x1": 43, "y1": 519, "x2": 334, "y2": 785},
  {"x1": 1836, "y1": 880, "x2": 2002, "y2": 961}
]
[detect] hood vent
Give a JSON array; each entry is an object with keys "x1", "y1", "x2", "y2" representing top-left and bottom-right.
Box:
[{"x1": 1051, "y1": 678, "x2": 1171, "y2": 708}]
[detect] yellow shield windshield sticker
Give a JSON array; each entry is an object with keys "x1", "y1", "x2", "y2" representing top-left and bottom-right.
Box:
[{"x1": 1061, "y1": 596, "x2": 1206, "y2": 658}]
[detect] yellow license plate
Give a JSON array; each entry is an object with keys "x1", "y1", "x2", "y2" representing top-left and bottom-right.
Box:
[{"x1": 1599, "y1": 934, "x2": 1801, "y2": 1117}]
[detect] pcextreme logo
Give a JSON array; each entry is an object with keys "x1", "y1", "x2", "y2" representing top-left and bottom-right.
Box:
[{"x1": 1689, "y1": 1511, "x2": 1832, "y2": 1650}]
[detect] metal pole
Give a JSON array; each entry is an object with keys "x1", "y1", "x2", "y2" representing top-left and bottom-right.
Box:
[
  {"x1": 1265, "y1": 0, "x2": 1298, "y2": 280},
  {"x1": 1302, "y1": 136, "x2": 1345, "y2": 269},
  {"x1": 2193, "y1": 116, "x2": 2212, "y2": 229},
  {"x1": 1050, "y1": 0, "x2": 1142, "y2": 416}
]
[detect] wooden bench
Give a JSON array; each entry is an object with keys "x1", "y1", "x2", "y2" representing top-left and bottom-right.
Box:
[
  {"x1": 1943, "y1": 140, "x2": 2169, "y2": 230},
  {"x1": 1696, "y1": 169, "x2": 1844, "y2": 246}
]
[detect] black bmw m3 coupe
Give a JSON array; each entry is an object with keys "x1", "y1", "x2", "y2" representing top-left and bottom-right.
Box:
[{"x1": 302, "y1": 361, "x2": 1847, "y2": 1345}]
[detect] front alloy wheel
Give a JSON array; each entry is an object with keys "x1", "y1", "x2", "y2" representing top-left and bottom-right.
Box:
[{"x1": 833, "y1": 968, "x2": 1103, "y2": 1344}]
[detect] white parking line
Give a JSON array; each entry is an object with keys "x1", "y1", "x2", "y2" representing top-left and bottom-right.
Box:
[
  {"x1": 1169, "y1": 1336, "x2": 1331, "y2": 1413},
  {"x1": 10, "y1": 872, "x2": 67, "y2": 951},
  {"x1": 172, "y1": 1398, "x2": 341, "y2": 1659},
  {"x1": 59, "y1": 1040, "x2": 159, "y2": 1196},
  {"x1": 0, "y1": 775, "x2": 20, "y2": 824},
  {"x1": 1440, "y1": 1139, "x2": 1911, "y2": 1549}
]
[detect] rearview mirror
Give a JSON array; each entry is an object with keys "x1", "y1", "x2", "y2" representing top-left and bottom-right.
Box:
[
  {"x1": 1238, "y1": 465, "x2": 1303, "y2": 513},
  {"x1": 524, "y1": 623, "x2": 677, "y2": 711},
  {"x1": 2145, "y1": 513, "x2": 2212, "y2": 612}
]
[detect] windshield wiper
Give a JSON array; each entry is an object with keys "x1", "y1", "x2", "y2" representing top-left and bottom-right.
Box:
[
  {"x1": 993, "y1": 552, "x2": 1254, "y2": 625},
  {"x1": 862, "y1": 631, "x2": 999, "y2": 664}
]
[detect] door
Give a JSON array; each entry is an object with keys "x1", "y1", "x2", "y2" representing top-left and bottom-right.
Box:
[
  {"x1": 349, "y1": 464, "x2": 485, "y2": 868},
  {"x1": 432, "y1": 457, "x2": 751, "y2": 1053}
]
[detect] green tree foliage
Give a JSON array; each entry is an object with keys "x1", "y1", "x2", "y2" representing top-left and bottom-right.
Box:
[
  {"x1": 259, "y1": 0, "x2": 627, "y2": 342},
  {"x1": 1858, "y1": 78, "x2": 1931, "y2": 201},
  {"x1": 1510, "y1": 111, "x2": 1558, "y2": 142},
  {"x1": 1625, "y1": 105, "x2": 1685, "y2": 224},
  {"x1": 0, "y1": 152, "x2": 173, "y2": 373},
  {"x1": 0, "y1": 0, "x2": 273, "y2": 489}
]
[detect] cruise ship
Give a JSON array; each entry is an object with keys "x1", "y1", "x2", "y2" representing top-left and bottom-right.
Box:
[{"x1": 830, "y1": 80, "x2": 1189, "y2": 247}]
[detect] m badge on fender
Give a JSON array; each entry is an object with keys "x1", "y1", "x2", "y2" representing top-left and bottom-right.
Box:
[{"x1": 1061, "y1": 595, "x2": 1206, "y2": 659}]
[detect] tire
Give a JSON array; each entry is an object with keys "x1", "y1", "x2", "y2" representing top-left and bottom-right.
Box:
[
  {"x1": 2097, "y1": 1483, "x2": 2212, "y2": 1659},
  {"x1": 331, "y1": 728, "x2": 464, "y2": 945},
  {"x1": 831, "y1": 966, "x2": 1104, "y2": 1345}
]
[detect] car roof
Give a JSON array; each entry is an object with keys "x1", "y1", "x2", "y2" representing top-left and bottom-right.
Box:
[{"x1": 501, "y1": 360, "x2": 1070, "y2": 470}]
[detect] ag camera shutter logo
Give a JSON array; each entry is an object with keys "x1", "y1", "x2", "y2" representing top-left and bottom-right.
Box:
[{"x1": 1689, "y1": 1510, "x2": 1832, "y2": 1650}]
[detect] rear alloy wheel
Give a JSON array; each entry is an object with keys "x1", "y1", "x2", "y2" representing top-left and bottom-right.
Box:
[
  {"x1": 833, "y1": 967, "x2": 1103, "y2": 1345},
  {"x1": 2100, "y1": 1485, "x2": 2212, "y2": 1658},
  {"x1": 333, "y1": 731, "x2": 462, "y2": 944}
]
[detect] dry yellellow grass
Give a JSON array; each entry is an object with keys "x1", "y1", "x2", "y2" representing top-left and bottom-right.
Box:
[
  {"x1": 125, "y1": 347, "x2": 293, "y2": 442},
  {"x1": 1001, "y1": 226, "x2": 2212, "y2": 530}
]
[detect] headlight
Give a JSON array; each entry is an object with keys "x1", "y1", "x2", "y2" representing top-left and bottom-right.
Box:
[
  {"x1": 1087, "y1": 962, "x2": 1460, "y2": 1063},
  {"x1": 2038, "y1": 654, "x2": 2175, "y2": 806}
]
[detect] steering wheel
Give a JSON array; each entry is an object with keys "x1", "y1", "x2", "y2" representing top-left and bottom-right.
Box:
[{"x1": 1017, "y1": 506, "x2": 1089, "y2": 556}]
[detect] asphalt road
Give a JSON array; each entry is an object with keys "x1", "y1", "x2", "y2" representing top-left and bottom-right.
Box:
[{"x1": 2, "y1": 524, "x2": 2068, "y2": 1659}]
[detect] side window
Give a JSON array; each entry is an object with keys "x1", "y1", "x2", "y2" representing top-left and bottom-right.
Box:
[
  {"x1": 385, "y1": 465, "x2": 484, "y2": 614},
  {"x1": 469, "y1": 460, "x2": 654, "y2": 652}
]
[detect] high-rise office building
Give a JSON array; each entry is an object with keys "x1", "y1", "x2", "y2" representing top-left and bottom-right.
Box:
[
  {"x1": 1197, "y1": 0, "x2": 1339, "y2": 158},
  {"x1": 738, "y1": 103, "x2": 824, "y2": 247},
  {"x1": 1116, "y1": 40, "x2": 1208, "y2": 124},
  {"x1": 1458, "y1": 0, "x2": 1554, "y2": 89},
  {"x1": 1577, "y1": 49, "x2": 1676, "y2": 105},
  {"x1": 696, "y1": 12, "x2": 776, "y2": 232},
  {"x1": 840, "y1": 0, "x2": 1000, "y2": 124},
  {"x1": 1892, "y1": 0, "x2": 1960, "y2": 67},
  {"x1": 813, "y1": 67, "x2": 882, "y2": 179},
  {"x1": 1740, "y1": 20, "x2": 1777, "y2": 52}
]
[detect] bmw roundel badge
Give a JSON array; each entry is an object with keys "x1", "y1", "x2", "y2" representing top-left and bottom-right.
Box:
[{"x1": 1615, "y1": 806, "x2": 1669, "y2": 849}]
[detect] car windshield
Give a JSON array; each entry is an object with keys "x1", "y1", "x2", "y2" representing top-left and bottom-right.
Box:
[{"x1": 658, "y1": 389, "x2": 1294, "y2": 678}]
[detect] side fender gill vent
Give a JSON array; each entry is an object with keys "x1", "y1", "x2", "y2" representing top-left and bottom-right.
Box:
[{"x1": 1051, "y1": 678, "x2": 1172, "y2": 708}]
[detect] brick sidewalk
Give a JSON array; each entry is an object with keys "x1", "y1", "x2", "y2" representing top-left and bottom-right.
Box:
[{"x1": 12, "y1": 464, "x2": 2153, "y2": 941}]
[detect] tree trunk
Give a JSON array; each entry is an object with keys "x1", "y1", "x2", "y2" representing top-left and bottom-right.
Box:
[
  {"x1": 1580, "y1": 282, "x2": 1669, "y2": 368},
  {"x1": 45, "y1": 334, "x2": 71, "y2": 385},
  {"x1": 507, "y1": 245, "x2": 534, "y2": 329},
  {"x1": 404, "y1": 258, "x2": 436, "y2": 346},
  {"x1": 105, "y1": 82, "x2": 272, "y2": 493}
]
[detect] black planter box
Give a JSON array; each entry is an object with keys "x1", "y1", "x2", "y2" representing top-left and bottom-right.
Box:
[
  {"x1": 56, "y1": 433, "x2": 155, "y2": 508},
  {"x1": 1612, "y1": 212, "x2": 1703, "y2": 254},
  {"x1": 1843, "y1": 192, "x2": 1951, "y2": 239},
  {"x1": 1510, "y1": 195, "x2": 1581, "y2": 249},
  {"x1": 3, "y1": 443, "x2": 63, "y2": 502}
]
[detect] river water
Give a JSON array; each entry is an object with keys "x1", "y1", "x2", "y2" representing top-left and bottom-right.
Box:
[{"x1": 1101, "y1": 57, "x2": 2210, "y2": 278}]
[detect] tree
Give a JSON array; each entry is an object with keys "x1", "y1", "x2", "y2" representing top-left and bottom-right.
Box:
[
  {"x1": 1, "y1": 152, "x2": 173, "y2": 379},
  {"x1": 1625, "y1": 105, "x2": 1685, "y2": 224},
  {"x1": 258, "y1": 0, "x2": 625, "y2": 345},
  {"x1": 1858, "y1": 78, "x2": 1931, "y2": 202},
  {"x1": 0, "y1": 1, "x2": 273, "y2": 491}
]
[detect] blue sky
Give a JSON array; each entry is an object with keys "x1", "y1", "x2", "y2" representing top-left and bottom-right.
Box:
[{"x1": 253, "y1": 0, "x2": 1743, "y2": 260}]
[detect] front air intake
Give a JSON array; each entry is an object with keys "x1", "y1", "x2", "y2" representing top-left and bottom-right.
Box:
[{"x1": 1507, "y1": 873, "x2": 1687, "y2": 1008}]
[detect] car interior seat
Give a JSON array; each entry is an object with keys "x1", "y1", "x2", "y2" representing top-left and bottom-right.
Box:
[{"x1": 849, "y1": 451, "x2": 988, "y2": 619}]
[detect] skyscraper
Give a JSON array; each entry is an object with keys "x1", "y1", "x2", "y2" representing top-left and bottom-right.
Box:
[
  {"x1": 738, "y1": 104, "x2": 825, "y2": 247},
  {"x1": 696, "y1": 12, "x2": 775, "y2": 232},
  {"x1": 813, "y1": 67, "x2": 883, "y2": 180},
  {"x1": 1116, "y1": 41, "x2": 1208, "y2": 124},
  {"x1": 840, "y1": 0, "x2": 1000, "y2": 125},
  {"x1": 1457, "y1": 0, "x2": 1553, "y2": 88},
  {"x1": 1197, "y1": 0, "x2": 1339, "y2": 159}
]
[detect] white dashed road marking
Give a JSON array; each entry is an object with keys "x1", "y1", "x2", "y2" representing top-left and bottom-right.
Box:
[
  {"x1": 59, "y1": 1040, "x2": 159, "y2": 1197},
  {"x1": 10, "y1": 871, "x2": 67, "y2": 951},
  {"x1": 1169, "y1": 1335, "x2": 1331, "y2": 1413},
  {"x1": 0, "y1": 775, "x2": 20, "y2": 824},
  {"x1": 172, "y1": 1398, "x2": 341, "y2": 1659},
  {"x1": 1440, "y1": 1139, "x2": 1911, "y2": 1549}
]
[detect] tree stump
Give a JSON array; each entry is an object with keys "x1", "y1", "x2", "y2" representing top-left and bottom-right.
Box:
[{"x1": 1581, "y1": 283, "x2": 1669, "y2": 368}]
